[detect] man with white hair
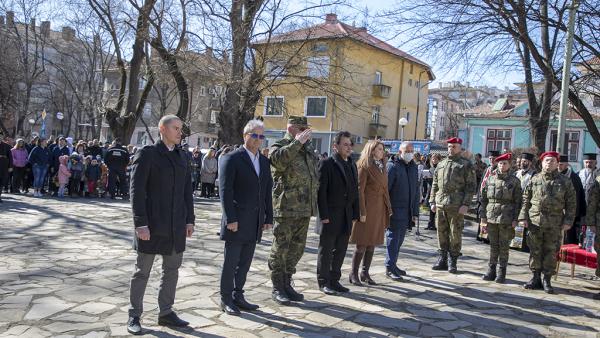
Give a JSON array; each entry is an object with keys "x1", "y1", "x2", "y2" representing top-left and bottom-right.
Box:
[
  {"x1": 127, "y1": 115, "x2": 195, "y2": 334},
  {"x1": 218, "y1": 119, "x2": 273, "y2": 315}
]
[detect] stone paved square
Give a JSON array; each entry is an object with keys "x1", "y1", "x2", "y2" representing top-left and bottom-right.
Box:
[{"x1": 1, "y1": 194, "x2": 600, "y2": 337}]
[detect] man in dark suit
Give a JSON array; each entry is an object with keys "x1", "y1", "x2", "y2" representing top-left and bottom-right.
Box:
[
  {"x1": 317, "y1": 131, "x2": 359, "y2": 295},
  {"x1": 219, "y1": 119, "x2": 273, "y2": 315},
  {"x1": 559, "y1": 155, "x2": 586, "y2": 244},
  {"x1": 127, "y1": 115, "x2": 195, "y2": 335}
]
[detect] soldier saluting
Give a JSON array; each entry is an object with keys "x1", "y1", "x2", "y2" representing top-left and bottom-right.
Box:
[
  {"x1": 430, "y1": 137, "x2": 477, "y2": 274},
  {"x1": 268, "y1": 116, "x2": 319, "y2": 305},
  {"x1": 519, "y1": 151, "x2": 576, "y2": 294},
  {"x1": 479, "y1": 153, "x2": 522, "y2": 283}
]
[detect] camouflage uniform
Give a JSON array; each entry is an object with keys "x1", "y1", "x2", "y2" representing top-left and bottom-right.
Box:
[
  {"x1": 519, "y1": 170, "x2": 576, "y2": 276},
  {"x1": 429, "y1": 154, "x2": 477, "y2": 268},
  {"x1": 268, "y1": 131, "x2": 319, "y2": 282},
  {"x1": 480, "y1": 170, "x2": 522, "y2": 267},
  {"x1": 583, "y1": 176, "x2": 600, "y2": 278}
]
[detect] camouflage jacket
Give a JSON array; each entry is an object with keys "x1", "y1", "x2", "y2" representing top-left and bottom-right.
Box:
[
  {"x1": 479, "y1": 169, "x2": 522, "y2": 224},
  {"x1": 585, "y1": 176, "x2": 600, "y2": 226},
  {"x1": 518, "y1": 170, "x2": 576, "y2": 226},
  {"x1": 269, "y1": 133, "x2": 319, "y2": 218},
  {"x1": 429, "y1": 154, "x2": 477, "y2": 208}
]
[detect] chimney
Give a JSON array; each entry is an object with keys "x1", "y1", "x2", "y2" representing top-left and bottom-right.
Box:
[
  {"x1": 357, "y1": 27, "x2": 367, "y2": 33},
  {"x1": 221, "y1": 50, "x2": 229, "y2": 62},
  {"x1": 180, "y1": 37, "x2": 188, "y2": 51},
  {"x1": 205, "y1": 46, "x2": 213, "y2": 57},
  {"x1": 62, "y1": 26, "x2": 74, "y2": 41},
  {"x1": 438, "y1": 82, "x2": 443, "y2": 89},
  {"x1": 6, "y1": 11, "x2": 14, "y2": 27},
  {"x1": 41, "y1": 21, "x2": 50, "y2": 38},
  {"x1": 466, "y1": 81, "x2": 470, "y2": 88},
  {"x1": 30, "y1": 18, "x2": 36, "y2": 31},
  {"x1": 325, "y1": 13, "x2": 337, "y2": 24}
]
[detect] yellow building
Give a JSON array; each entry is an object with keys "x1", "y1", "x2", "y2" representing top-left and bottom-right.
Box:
[{"x1": 253, "y1": 13, "x2": 435, "y2": 153}]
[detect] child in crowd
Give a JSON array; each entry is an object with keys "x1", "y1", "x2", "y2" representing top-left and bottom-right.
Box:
[
  {"x1": 69, "y1": 153, "x2": 83, "y2": 197},
  {"x1": 57, "y1": 155, "x2": 71, "y2": 198},
  {"x1": 85, "y1": 157, "x2": 101, "y2": 197}
]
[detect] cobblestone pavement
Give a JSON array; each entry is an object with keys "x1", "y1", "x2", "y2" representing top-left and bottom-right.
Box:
[{"x1": 1, "y1": 193, "x2": 600, "y2": 338}]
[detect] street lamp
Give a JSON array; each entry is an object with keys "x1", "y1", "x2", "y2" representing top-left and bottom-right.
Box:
[{"x1": 399, "y1": 117, "x2": 408, "y2": 141}]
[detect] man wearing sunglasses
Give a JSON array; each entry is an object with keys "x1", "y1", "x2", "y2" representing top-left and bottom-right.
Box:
[
  {"x1": 218, "y1": 119, "x2": 273, "y2": 315},
  {"x1": 268, "y1": 115, "x2": 320, "y2": 305}
]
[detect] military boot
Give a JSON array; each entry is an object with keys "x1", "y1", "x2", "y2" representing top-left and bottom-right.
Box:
[
  {"x1": 271, "y1": 275, "x2": 291, "y2": 305},
  {"x1": 432, "y1": 251, "x2": 448, "y2": 270},
  {"x1": 284, "y1": 274, "x2": 304, "y2": 302},
  {"x1": 482, "y1": 264, "x2": 497, "y2": 281},
  {"x1": 542, "y1": 274, "x2": 554, "y2": 294},
  {"x1": 523, "y1": 271, "x2": 542, "y2": 290},
  {"x1": 448, "y1": 256, "x2": 458, "y2": 274},
  {"x1": 495, "y1": 266, "x2": 507, "y2": 284}
]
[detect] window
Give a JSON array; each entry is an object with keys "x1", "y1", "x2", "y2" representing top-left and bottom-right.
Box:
[
  {"x1": 486, "y1": 129, "x2": 511, "y2": 153},
  {"x1": 310, "y1": 138, "x2": 323, "y2": 152},
  {"x1": 374, "y1": 71, "x2": 382, "y2": 85},
  {"x1": 210, "y1": 110, "x2": 219, "y2": 124},
  {"x1": 307, "y1": 56, "x2": 330, "y2": 78},
  {"x1": 372, "y1": 105, "x2": 381, "y2": 124},
  {"x1": 143, "y1": 103, "x2": 152, "y2": 117},
  {"x1": 199, "y1": 86, "x2": 206, "y2": 96},
  {"x1": 550, "y1": 130, "x2": 580, "y2": 162},
  {"x1": 406, "y1": 112, "x2": 410, "y2": 121},
  {"x1": 264, "y1": 96, "x2": 284, "y2": 116},
  {"x1": 138, "y1": 78, "x2": 147, "y2": 90},
  {"x1": 137, "y1": 131, "x2": 148, "y2": 145},
  {"x1": 312, "y1": 43, "x2": 328, "y2": 52},
  {"x1": 305, "y1": 97, "x2": 327, "y2": 117},
  {"x1": 410, "y1": 63, "x2": 414, "y2": 74},
  {"x1": 408, "y1": 79, "x2": 413, "y2": 87},
  {"x1": 266, "y1": 60, "x2": 287, "y2": 79},
  {"x1": 594, "y1": 95, "x2": 600, "y2": 108}
]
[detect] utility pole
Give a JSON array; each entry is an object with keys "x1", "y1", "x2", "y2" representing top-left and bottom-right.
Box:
[{"x1": 556, "y1": 0, "x2": 579, "y2": 155}]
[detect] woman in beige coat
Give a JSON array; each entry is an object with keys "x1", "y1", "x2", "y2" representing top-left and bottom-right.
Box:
[{"x1": 349, "y1": 140, "x2": 392, "y2": 286}]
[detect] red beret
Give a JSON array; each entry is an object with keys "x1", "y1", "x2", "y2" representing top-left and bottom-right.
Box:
[
  {"x1": 494, "y1": 153, "x2": 512, "y2": 163},
  {"x1": 446, "y1": 137, "x2": 462, "y2": 144},
  {"x1": 539, "y1": 151, "x2": 559, "y2": 161}
]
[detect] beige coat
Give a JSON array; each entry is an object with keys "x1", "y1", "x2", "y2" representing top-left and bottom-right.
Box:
[{"x1": 350, "y1": 163, "x2": 391, "y2": 246}]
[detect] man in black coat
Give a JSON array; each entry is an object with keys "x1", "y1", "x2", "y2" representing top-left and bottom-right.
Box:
[
  {"x1": 559, "y1": 155, "x2": 586, "y2": 244},
  {"x1": 127, "y1": 115, "x2": 195, "y2": 335},
  {"x1": 0, "y1": 132, "x2": 13, "y2": 202},
  {"x1": 105, "y1": 138, "x2": 130, "y2": 199},
  {"x1": 317, "y1": 131, "x2": 359, "y2": 295},
  {"x1": 219, "y1": 119, "x2": 273, "y2": 316}
]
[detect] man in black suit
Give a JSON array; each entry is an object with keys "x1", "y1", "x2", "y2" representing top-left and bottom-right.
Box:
[
  {"x1": 317, "y1": 131, "x2": 359, "y2": 295},
  {"x1": 127, "y1": 115, "x2": 195, "y2": 335},
  {"x1": 219, "y1": 119, "x2": 274, "y2": 315}
]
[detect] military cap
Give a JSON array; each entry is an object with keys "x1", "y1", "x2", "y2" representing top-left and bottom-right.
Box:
[
  {"x1": 520, "y1": 152, "x2": 534, "y2": 161},
  {"x1": 446, "y1": 137, "x2": 462, "y2": 144},
  {"x1": 288, "y1": 115, "x2": 309, "y2": 127},
  {"x1": 539, "y1": 151, "x2": 559, "y2": 161},
  {"x1": 583, "y1": 153, "x2": 597, "y2": 160},
  {"x1": 487, "y1": 150, "x2": 500, "y2": 157},
  {"x1": 494, "y1": 153, "x2": 512, "y2": 163},
  {"x1": 559, "y1": 154, "x2": 569, "y2": 163}
]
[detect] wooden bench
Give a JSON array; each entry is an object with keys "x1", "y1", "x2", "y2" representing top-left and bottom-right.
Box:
[{"x1": 556, "y1": 244, "x2": 597, "y2": 279}]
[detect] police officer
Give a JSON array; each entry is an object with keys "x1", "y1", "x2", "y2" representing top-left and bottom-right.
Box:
[
  {"x1": 582, "y1": 174, "x2": 600, "y2": 300},
  {"x1": 268, "y1": 116, "x2": 319, "y2": 305},
  {"x1": 105, "y1": 138, "x2": 130, "y2": 199},
  {"x1": 430, "y1": 137, "x2": 477, "y2": 273},
  {"x1": 479, "y1": 153, "x2": 522, "y2": 283},
  {"x1": 519, "y1": 151, "x2": 576, "y2": 294}
]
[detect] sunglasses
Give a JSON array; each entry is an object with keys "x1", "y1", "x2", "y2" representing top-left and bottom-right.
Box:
[{"x1": 248, "y1": 133, "x2": 266, "y2": 140}]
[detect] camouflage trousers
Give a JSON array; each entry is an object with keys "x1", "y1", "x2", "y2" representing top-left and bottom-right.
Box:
[
  {"x1": 527, "y1": 224, "x2": 562, "y2": 276},
  {"x1": 268, "y1": 217, "x2": 311, "y2": 278},
  {"x1": 436, "y1": 206, "x2": 464, "y2": 258},
  {"x1": 487, "y1": 223, "x2": 515, "y2": 267}
]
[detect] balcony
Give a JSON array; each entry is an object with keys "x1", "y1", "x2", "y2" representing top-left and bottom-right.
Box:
[
  {"x1": 369, "y1": 122, "x2": 387, "y2": 138},
  {"x1": 372, "y1": 84, "x2": 392, "y2": 98}
]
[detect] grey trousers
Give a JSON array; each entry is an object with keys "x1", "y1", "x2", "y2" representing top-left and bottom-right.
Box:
[{"x1": 128, "y1": 250, "x2": 183, "y2": 317}]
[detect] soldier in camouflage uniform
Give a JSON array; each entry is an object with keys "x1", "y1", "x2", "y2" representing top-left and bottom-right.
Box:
[
  {"x1": 519, "y1": 151, "x2": 576, "y2": 294},
  {"x1": 430, "y1": 137, "x2": 477, "y2": 273},
  {"x1": 479, "y1": 153, "x2": 522, "y2": 283},
  {"x1": 268, "y1": 116, "x2": 319, "y2": 305},
  {"x1": 583, "y1": 174, "x2": 600, "y2": 300}
]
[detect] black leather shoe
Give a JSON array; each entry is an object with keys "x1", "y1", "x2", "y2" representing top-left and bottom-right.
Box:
[
  {"x1": 319, "y1": 285, "x2": 339, "y2": 296},
  {"x1": 158, "y1": 311, "x2": 189, "y2": 327},
  {"x1": 330, "y1": 281, "x2": 350, "y2": 293},
  {"x1": 127, "y1": 316, "x2": 142, "y2": 335},
  {"x1": 220, "y1": 300, "x2": 241, "y2": 316},
  {"x1": 386, "y1": 268, "x2": 404, "y2": 281},
  {"x1": 396, "y1": 267, "x2": 407, "y2": 276},
  {"x1": 233, "y1": 295, "x2": 259, "y2": 311}
]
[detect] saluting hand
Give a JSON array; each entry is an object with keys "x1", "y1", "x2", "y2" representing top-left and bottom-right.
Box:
[{"x1": 295, "y1": 129, "x2": 312, "y2": 144}]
